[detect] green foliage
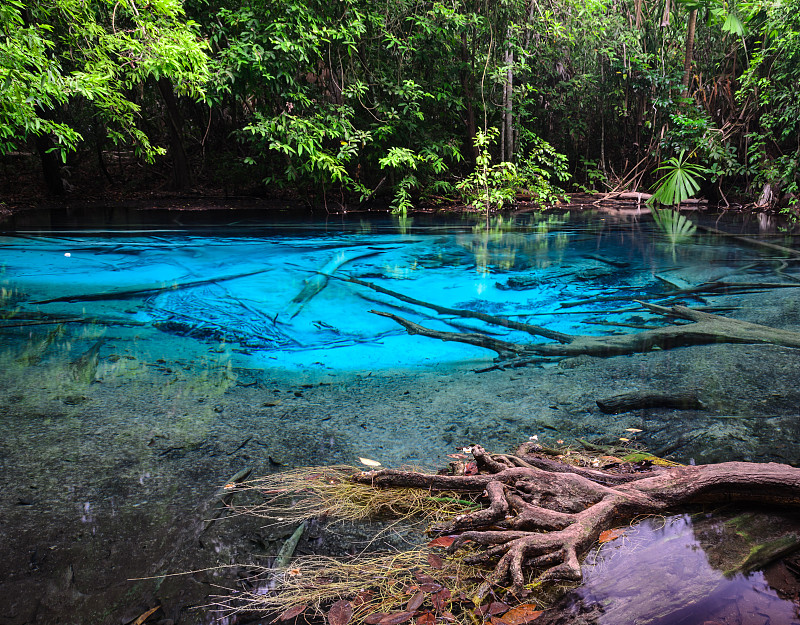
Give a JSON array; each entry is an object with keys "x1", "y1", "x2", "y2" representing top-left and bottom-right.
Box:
[
  {"x1": 245, "y1": 104, "x2": 369, "y2": 196},
  {"x1": 0, "y1": 0, "x2": 209, "y2": 161},
  {"x1": 651, "y1": 207, "x2": 697, "y2": 246},
  {"x1": 457, "y1": 129, "x2": 570, "y2": 212},
  {"x1": 516, "y1": 135, "x2": 571, "y2": 204},
  {"x1": 649, "y1": 151, "x2": 711, "y2": 206},
  {"x1": 457, "y1": 129, "x2": 519, "y2": 212},
  {"x1": 1, "y1": 0, "x2": 796, "y2": 204}
]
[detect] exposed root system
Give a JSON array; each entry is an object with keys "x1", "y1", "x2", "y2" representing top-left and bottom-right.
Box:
[
  {"x1": 217, "y1": 445, "x2": 800, "y2": 625},
  {"x1": 226, "y1": 465, "x2": 481, "y2": 526}
]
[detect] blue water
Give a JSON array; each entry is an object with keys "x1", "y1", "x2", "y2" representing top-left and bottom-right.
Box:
[{"x1": 0, "y1": 212, "x2": 768, "y2": 373}]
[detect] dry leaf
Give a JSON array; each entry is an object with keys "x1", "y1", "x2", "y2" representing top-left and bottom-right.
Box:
[
  {"x1": 487, "y1": 602, "x2": 510, "y2": 616},
  {"x1": 359, "y1": 457, "x2": 382, "y2": 468},
  {"x1": 406, "y1": 591, "x2": 425, "y2": 612},
  {"x1": 277, "y1": 605, "x2": 308, "y2": 621},
  {"x1": 378, "y1": 611, "x2": 416, "y2": 625},
  {"x1": 625, "y1": 428, "x2": 643, "y2": 433},
  {"x1": 498, "y1": 603, "x2": 543, "y2": 625},
  {"x1": 352, "y1": 591, "x2": 374, "y2": 608},
  {"x1": 419, "y1": 582, "x2": 443, "y2": 592},
  {"x1": 427, "y1": 553, "x2": 443, "y2": 569},
  {"x1": 427, "y1": 536, "x2": 456, "y2": 549},
  {"x1": 132, "y1": 606, "x2": 160, "y2": 625},
  {"x1": 431, "y1": 588, "x2": 451, "y2": 612},
  {"x1": 618, "y1": 437, "x2": 630, "y2": 442},
  {"x1": 447, "y1": 453, "x2": 468, "y2": 459},
  {"x1": 598, "y1": 527, "x2": 626, "y2": 543},
  {"x1": 364, "y1": 614, "x2": 388, "y2": 624},
  {"x1": 416, "y1": 612, "x2": 436, "y2": 625},
  {"x1": 414, "y1": 571, "x2": 436, "y2": 585},
  {"x1": 464, "y1": 461, "x2": 479, "y2": 476},
  {"x1": 328, "y1": 600, "x2": 353, "y2": 625}
]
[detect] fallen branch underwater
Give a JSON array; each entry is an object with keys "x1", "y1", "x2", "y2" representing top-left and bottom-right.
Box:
[
  {"x1": 369, "y1": 302, "x2": 800, "y2": 360},
  {"x1": 349, "y1": 267, "x2": 800, "y2": 361}
]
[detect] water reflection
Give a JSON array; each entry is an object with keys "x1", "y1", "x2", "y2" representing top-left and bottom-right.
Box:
[{"x1": 550, "y1": 514, "x2": 800, "y2": 625}]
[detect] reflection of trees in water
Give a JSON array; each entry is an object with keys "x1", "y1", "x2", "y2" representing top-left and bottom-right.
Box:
[{"x1": 457, "y1": 213, "x2": 571, "y2": 274}]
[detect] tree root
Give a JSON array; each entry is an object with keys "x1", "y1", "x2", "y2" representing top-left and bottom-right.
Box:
[{"x1": 353, "y1": 445, "x2": 800, "y2": 598}]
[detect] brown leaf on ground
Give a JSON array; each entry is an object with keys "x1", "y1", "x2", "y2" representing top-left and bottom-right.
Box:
[
  {"x1": 277, "y1": 605, "x2": 308, "y2": 621},
  {"x1": 407, "y1": 591, "x2": 425, "y2": 612},
  {"x1": 431, "y1": 588, "x2": 451, "y2": 612},
  {"x1": 414, "y1": 571, "x2": 436, "y2": 585},
  {"x1": 378, "y1": 611, "x2": 416, "y2": 625},
  {"x1": 416, "y1": 612, "x2": 435, "y2": 625},
  {"x1": 427, "y1": 536, "x2": 456, "y2": 548},
  {"x1": 352, "y1": 591, "x2": 374, "y2": 607},
  {"x1": 485, "y1": 602, "x2": 510, "y2": 616},
  {"x1": 328, "y1": 600, "x2": 353, "y2": 625},
  {"x1": 131, "y1": 606, "x2": 160, "y2": 625},
  {"x1": 494, "y1": 604, "x2": 542, "y2": 625},
  {"x1": 427, "y1": 553, "x2": 444, "y2": 569}
]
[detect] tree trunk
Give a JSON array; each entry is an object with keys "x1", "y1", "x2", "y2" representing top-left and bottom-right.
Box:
[
  {"x1": 157, "y1": 77, "x2": 191, "y2": 190},
  {"x1": 354, "y1": 444, "x2": 800, "y2": 597},
  {"x1": 505, "y1": 49, "x2": 514, "y2": 162},
  {"x1": 681, "y1": 9, "x2": 698, "y2": 96},
  {"x1": 461, "y1": 33, "x2": 478, "y2": 162}
]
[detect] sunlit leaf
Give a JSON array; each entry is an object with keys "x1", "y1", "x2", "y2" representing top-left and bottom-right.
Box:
[
  {"x1": 598, "y1": 527, "x2": 626, "y2": 543},
  {"x1": 495, "y1": 603, "x2": 543, "y2": 625}
]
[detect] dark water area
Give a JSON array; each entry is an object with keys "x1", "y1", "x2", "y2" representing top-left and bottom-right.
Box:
[
  {"x1": 541, "y1": 512, "x2": 800, "y2": 625},
  {"x1": 2, "y1": 205, "x2": 800, "y2": 625}
]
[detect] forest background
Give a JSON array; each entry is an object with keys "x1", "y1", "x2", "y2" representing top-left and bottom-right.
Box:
[{"x1": 1, "y1": 0, "x2": 799, "y2": 213}]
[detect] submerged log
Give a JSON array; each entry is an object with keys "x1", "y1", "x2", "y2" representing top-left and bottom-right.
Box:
[
  {"x1": 351, "y1": 277, "x2": 572, "y2": 343},
  {"x1": 596, "y1": 391, "x2": 705, "y2": 414},
  {"x1": 32, "y1": 268, "x2": 271, "y2": 305},
  {"x1": 283, "y1": 249, "x2": 384, "y2": 319},
  {"x1": 371, "y1": 303, "x2": 800, "y2": 360}
]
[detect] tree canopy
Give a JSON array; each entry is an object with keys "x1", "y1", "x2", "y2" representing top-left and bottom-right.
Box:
[{"x1": 2, "y1": 0, "x2": 798, "y2": 209}]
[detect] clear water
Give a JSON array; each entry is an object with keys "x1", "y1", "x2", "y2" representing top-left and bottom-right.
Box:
[
  {"x1": 3, "y1": 207, "x2": 800, "y2": 625},
  {"x1": 558, "y1": 513, "x2": 800, "y2": 625},
  {"x1": 0, "y1": 211, "x2": 779, "y2": 372}
]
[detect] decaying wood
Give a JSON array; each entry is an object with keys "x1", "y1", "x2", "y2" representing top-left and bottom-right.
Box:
[
  {"x1": 351, "y1": 277, "x2": 573, "y2": 343},
  {"x1": 353, "y1": 444, "x2": 800, "y2": 598},
  {"x1": 596, "y1": 391, "x2": 705, "y2": 414},
  {"x1": 32, "y1": 268, "x2": 271, "y2": 305},
  {"x1": 371, "y1": 302, "x2": 800, "y2": 360},
  {"x1": 592, "y1": 191, "x2": 706, "y2": 205}
]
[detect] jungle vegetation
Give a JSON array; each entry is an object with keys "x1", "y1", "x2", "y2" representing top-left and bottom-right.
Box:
[{"x1": 1, "y1": 0, "x2": 799, "y2": 211}]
